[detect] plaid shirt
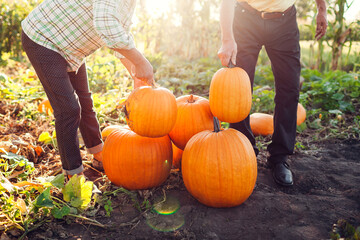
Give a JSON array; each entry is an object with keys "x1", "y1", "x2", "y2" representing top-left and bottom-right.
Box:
[{"x1": 22, "y1": 0, "x2": 136, "y2": 72}]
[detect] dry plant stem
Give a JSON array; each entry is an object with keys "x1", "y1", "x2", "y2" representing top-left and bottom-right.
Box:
[
  {"x1": 8, "y1": 169, "x2": 25, "y2": 179},
  {"x1": 67, "y1": 214, "x2": 106, "y2": 228},
  {"x1": 3, "y1": 212, "x2": 25, "y2": 231},
  {"x1": 19, "y1": 219, "x2": 49, "y2": 240},
  {"x1": 83, "y1": 162, "x2": 103, "y2": 175},
  {"x1": 50, "y1": 168, "x2": 62, "y2": 176}
]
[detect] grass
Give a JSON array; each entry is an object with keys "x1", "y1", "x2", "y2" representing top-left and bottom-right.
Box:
[{"x1": 300, "y1": 40, "x2": 360, "y2": 71}]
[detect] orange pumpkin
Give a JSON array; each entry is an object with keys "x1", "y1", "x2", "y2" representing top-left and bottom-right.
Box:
[
  {"x1": 172, "y1": 142, "x2": 183, "y2": 169},
  {"x1": 38, "y1": 99, "x2": 53, "y2": 115},
  {"x1": 182, "y1": 117, "x2": 257, "y2": 208},
  {"x1": 124, "y1": 86, "x2": 177, "y2": 138},
  {"x1": 102, "y1": 126, "x2": 172, "y2": 190},
  {"x1": 101, "y1": 125, "x2": 123, "y2": 141},
  {"x1": 297, "y1": 103, "x2": 306, "y2": 126},
  {"x1": 250, "y1": 113, "x2": 274, "y2": 136},
  {"x1": 169, "y1": 95, "x2": 214, "y2": 150},
  {"x1": 209, "y1": 67, "x2": 252, "y2": 123}
]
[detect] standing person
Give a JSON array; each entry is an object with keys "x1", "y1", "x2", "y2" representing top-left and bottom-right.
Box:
[
  {"x1": 217, "y1": 0, "x2": 327, "y2": 186},
  {"x1": 21, "y1": 0, "x2": 154, "y2": 178}
]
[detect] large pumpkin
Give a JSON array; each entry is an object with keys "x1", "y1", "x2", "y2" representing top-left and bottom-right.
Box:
[
  {"x1": 172, "y1": 142, "x2": 183, "y2": 169},
  {"x1": 250, "y1": 113, "x2": 274, "y2": 136},
  {"x1": 297, "y1": 103, "x2": 306, "y2": 126},
  {"x1": 102, "y1": 126, "x2": 172, "y2": 190},
  {"x1": 209, "y1": 67, "x2": 252, "y2": 123},
  {"x1": 182, "y1": 118, "x2": 257, "y2": 208},
  {"x1": 124, "y1": 86, "x2": 177, "y2": 138},
  {"x1": 169, "y1": 95, "x2": 214, "y2": 150}
]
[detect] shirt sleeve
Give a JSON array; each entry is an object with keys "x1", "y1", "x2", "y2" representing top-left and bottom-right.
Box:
[{"x1": 93, "y1": 0, "x2": 136, "y2": 51}]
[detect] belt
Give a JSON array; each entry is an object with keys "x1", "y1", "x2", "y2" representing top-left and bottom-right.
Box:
[{"x1": 238, "y1": 2, "x2": 294, "y2": 20}]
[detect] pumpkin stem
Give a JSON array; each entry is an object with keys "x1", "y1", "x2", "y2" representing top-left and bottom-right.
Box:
[
  {"x1": 228, "y1": 61, "x2": 236, "y2": 68},
  {"x1": 213, "y1": 117, "x2": 221, "y2": 133},
  {"x1": 187, "y1": 94, "x2": 195, "y2": 103}
]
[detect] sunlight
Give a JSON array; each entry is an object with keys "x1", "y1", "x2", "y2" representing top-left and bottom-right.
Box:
[
  {"x1": 345, "y1": 0, "x2": 360, "y2": 21},
  {"x1": 144, "y1": 0, "x2": 172, "y2": 17}
]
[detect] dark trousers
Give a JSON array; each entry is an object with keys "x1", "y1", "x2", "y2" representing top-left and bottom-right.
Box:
[
  {"x1": 21, "y1": 31, "x2": 103, "y2": 175},
  {"x1": 231, "y1": 4, "x2": 301, "y2": 164}
]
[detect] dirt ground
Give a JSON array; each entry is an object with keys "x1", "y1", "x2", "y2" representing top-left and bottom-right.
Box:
[
  {"x1": 24, "y1": 135, "x2": 360, "y2": 240},
  {"x1": 1, "y1": 101, "x2": 359, "y2": 240}
]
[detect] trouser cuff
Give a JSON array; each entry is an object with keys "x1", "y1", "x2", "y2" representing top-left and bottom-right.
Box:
[
  {"x1": 87, "y1": 142, "x2": 103, "y2": 154},
  {"x1": 63, "y1": 164, "x2": 84, "y2": 176}
]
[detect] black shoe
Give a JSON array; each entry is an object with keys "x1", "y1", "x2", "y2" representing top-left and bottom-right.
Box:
[{"x1": 271, "y1": 162, "x2": 293, "y2": 186}]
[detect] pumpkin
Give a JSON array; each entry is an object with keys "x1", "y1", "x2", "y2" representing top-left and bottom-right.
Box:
[
  {"x1": 172, "y1": 142, "x2": 183, "y2": 169},
  {"x1": 182, "y1": 117, "x2": 257, "y2": 208},
  {"x1": 102, "y1": 126, "x2": 172, "y2": 190},
  {"x1": 169, "y1": 94, "x2": 214, "y2": 150},
  {"x1": 209, "y1": 67, "x2": 252, "y2": 123},
  {"x1": 101, "y1": 125, "x2": 123, "y2": 141},
  {"x1": 38, "y1": 99, "x2": 53, "y2": 115},
  {"x1": 297, "y1": 103, "x2": 306, "y2": 126},
  {"x1": 124, "y1": 86, "x2": 177, "y2": 138},
  {"x1": 250, "y1": 113, "x2": 274, "y2": 136}
]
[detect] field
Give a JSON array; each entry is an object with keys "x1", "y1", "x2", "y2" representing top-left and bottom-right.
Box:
[{"x1": 1, "y1": 46, "x2": 360, "y2": 239}]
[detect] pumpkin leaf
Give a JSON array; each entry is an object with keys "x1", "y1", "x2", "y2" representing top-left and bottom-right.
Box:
[
  {"x1": 37, "y1": 174, "x2": 65, "y2": 189},
  {"x1": 50, "y1": 174, "x2": 65, "y2": 189},
  {"x1": 51, "y1": 205, "x2": 70, "y2": 219},
  {"x1": 34, "y1": 187, "x2": 54, "y2": 208},
  {"x1": 62, "y1": 175, "x2": 93, "y2": 209},
  {"x1": 329, "y1": 109, "x2": 342, "y2": 115}
]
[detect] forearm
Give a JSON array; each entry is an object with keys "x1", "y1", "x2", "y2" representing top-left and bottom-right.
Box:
[
  {"x1": 114, "y1": 48, "x2": 147, "y2": 66},
  {"x1": 315, "y1": 0, "x2": 326, "y2": 13},
  {"x1": 220, "y1": 0, "x2": 236, "y2": 42},
  {"x1": 115, "y1": 48, "x2": 154, "y2": 84}
]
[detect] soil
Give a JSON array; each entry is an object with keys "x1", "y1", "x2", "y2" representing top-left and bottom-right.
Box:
[
  {"x1": 27, "y1": 136, "x2": 360, "y2": 240},
  {"x1": 1, "y1": 101, "x2": 359, "y2": 240}
]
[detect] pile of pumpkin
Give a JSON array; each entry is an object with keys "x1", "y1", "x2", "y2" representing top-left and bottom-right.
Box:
[{"x1": 101, "y1": 67, "x2": 305, "y2": 208}]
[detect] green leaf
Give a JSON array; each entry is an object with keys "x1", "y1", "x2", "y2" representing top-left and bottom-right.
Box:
[
  {"x1": 34, "y1": 187, "x2": 54, "y2": 208},
  {"x1": 329, "y1": 109, "x2": 343, "y2": 115},
  {"x1": 62, "y1": 175, "x2": 93, "y2": 209},
  {"x1": 296, "y1": 122, "x2": 307, "y2": 132},
  {"x1": 51, "y1": 205, "x2": 70, "y2": 219},
  {"x1": 51, "y1": 174, "x2": 65, "y2": 189},
  {"x1": 308, "y1": 119, "x2": 322, "y2": 129},
  {"x1": 37, "y1": 174, "x2": 64, "y2": 189},
  {"x1": 331, "y1": 92, "x2": 344, "y2": 101}
]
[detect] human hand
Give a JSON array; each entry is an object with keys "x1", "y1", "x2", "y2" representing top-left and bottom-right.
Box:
[
  {"x1": 315, "y1": 11, "x2": 327, "y2": 40},
  {"x1": 133, "y1": 58, "x2": 155, "y2": 86},
  {"x1": 217, "y1": 39, "x2": 237, "y2": 67}
]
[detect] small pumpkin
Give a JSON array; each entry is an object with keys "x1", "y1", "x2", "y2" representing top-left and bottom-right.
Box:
[
  {"x1": 250, "y1": 113, "x2": 274, "y2": 136},
  {"x1": 182, "y1": 117, "x2": 257, "y2": 208},
  {"x1": 101, "y1": 125, "x2": 123, "y2": 141},
  {"x1": 102, "y1": 126, "x2": 172, "y2": 190},
  {"x1": 172, "y1": 142, "x2": 183, "y2": 169},
  {"x1": 124, "y1": 86, "x2": 177, "y2": 138},
  {"x1": 169, "y1": 94, "x2": 214, "y2": 150},
  {"x1": 297, "y1": 103, "x2": 306, "y2": 126},
  {"x1": 209, "y1": 66, "x2": 252, "y2": 123},
  {"x1": 38, "y1": 99, "x2": 53, "y2": 115}
]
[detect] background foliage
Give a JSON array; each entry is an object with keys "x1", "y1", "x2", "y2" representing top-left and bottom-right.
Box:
[{"x1": 0, "y1": 0, "x2": 359, "y2": 237}]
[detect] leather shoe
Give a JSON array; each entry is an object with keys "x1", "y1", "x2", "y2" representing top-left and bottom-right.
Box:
[{"x1": 272, "y1": 162, "x2": 293, "y2": 186}]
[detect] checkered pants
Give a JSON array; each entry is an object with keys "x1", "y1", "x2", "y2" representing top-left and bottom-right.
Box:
[{"x1": 22, "y1": 31, "x2": 103, "y2": 175}]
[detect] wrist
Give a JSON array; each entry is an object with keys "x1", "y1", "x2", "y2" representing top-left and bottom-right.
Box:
[{"x1": 222, "y1": 37, "x2": 235, "y2": 44}]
